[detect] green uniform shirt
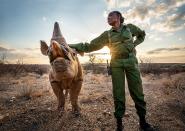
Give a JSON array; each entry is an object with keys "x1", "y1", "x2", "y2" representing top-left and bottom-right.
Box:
[{"x1": 69, "y1": 24, "x2": 145, "y2": 57}]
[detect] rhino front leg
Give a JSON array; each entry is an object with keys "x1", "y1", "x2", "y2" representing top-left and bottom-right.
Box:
[
  {"x1": 64, "y1": 89, "x2": 69, "y2": 98},
  {"x1": 50, "y1": 81, "x2": 65, "y2": 115},
  {"x1": 70, "y1": 80, "x2": 82, "y2": 116}
]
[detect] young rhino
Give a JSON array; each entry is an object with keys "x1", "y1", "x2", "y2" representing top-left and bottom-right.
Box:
[{"x1": 40, "y1": 22, "x2": 83, "y2": 116}]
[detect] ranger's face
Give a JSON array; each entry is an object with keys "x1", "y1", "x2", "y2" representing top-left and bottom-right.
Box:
[{"x1": 107, "y1": 12, "x2": 120, "y2": 26}]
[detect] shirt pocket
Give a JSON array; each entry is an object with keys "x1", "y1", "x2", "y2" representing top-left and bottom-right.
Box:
[
  {"x1": 121, "y1": 29, "x2": 134, "y2": 52},
  {"x1": 120, "y1": 28, "x2": 133, "y2": 43}
]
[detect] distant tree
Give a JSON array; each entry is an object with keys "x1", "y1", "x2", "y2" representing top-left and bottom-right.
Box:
[
  {"x1": 88, "y1": 53, "x2": 96, "y2": 70},
  {"x1": 0, "y1": 52, "x2": 8, "y2": 64},
  {"x1": 139, "y1": 56, "x2": 153, "y2": 74},
  {"x1": 16, "y1": 57, "x2": 24, "y2": 64},
  {"x1": 139, "y1": 56, "x2": 152, "y2": 64},
  {"x1": 89, "y1": 53, "x2": 96, "y2": 65}
]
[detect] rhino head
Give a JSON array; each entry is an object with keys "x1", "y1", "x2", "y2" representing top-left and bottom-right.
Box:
[
  {"x1": 40, "y1": 22, "x2": 74, "y2": 62},
  {"x1": 40, "y1": 22, "x2": 77, "y2": 80}
]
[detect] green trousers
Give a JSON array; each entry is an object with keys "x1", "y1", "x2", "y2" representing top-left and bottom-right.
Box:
[{"x1": 110, "y1": 53, "x2": 146, "y2": 118}]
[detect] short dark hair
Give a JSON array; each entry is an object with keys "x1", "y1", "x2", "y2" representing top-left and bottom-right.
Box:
[{"x1": 109, "y1": 11, "x2": 124, "y2": 23}]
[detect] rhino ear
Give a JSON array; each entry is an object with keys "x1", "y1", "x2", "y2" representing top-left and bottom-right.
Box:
[{"x1": 40, "y1": 40, "x2": 49, "y2": 56}]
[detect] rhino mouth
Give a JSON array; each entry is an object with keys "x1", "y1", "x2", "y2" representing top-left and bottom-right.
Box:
[
  {"x1": 51, "y1": 57, "x2": 71, "y2": 72},
  {"x1": 51, "y1": 57, "x2": 75, "y2": 80}
]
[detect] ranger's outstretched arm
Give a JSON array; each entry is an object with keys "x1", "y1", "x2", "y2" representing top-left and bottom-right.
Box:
[{"x1": 69, "y1": 31, "x2": 109, "y2": 53}]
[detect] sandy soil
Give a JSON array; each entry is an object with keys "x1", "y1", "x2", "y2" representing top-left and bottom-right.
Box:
[{"x1": 0, "y1": 71, "x2": 185, "y2": 131}]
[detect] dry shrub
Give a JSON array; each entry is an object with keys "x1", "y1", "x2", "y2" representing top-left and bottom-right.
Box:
[
  {"x1": 16, "y1": 75, "x2": 50, "y2": 99},
  {"x1": 16, "y1": 84, "x2": 35, "y2": 99},
  {"x1": 90, "y1": 74, "x2": 107, "y2": 84},
  {"x1": 83, "y1": 63, "x2": 107, "y2": 74},
  {"x1": 162, "y1": 75, "x2": 185, "y2": 90},
  {"x1": 31, "y1": 90, "x2": 44, "y2": 97}
]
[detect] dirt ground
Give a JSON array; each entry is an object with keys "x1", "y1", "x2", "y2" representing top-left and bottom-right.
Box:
[{"x1": 0, "y1": 69, "x2": 185, "y2": 131}]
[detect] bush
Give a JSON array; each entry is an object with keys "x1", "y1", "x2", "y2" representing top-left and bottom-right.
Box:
[
  {"x1": 162, "y1": 75, "x2": 185, "y2": 90},
  {"x1": 17, "y1": 84, "x2": 34, "y2": 100}
]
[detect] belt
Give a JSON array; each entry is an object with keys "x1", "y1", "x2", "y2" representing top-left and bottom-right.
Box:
[{"x1": 112, "y1": 53, "x2": 129, "y2": 59}]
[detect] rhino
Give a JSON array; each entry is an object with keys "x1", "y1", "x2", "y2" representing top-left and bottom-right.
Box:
[{"x1": 40, "y1": 22, "x2": 83, "y2": 116}]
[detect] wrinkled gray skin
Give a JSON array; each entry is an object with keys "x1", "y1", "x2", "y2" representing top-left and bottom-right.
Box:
[{"x1": 40, "y1": 22, "x2": 83, "y2": 116}]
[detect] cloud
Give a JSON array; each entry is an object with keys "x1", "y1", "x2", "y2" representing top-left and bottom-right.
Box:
[
  {"x1": 147, "y1": 0, "x2": 155, "y2": 5},
  {"x1": 146, "y1": 54, "x2": 185, "y2": 63},
  {"x1": 105, "y1": 0, "x2": 116, "y2": 9},
  {"x1": 0, "y1": 45, "x2": 45, "y2": 64},
  {"x1": 147, "y1": 46, "x2": 185, "y2": 54},
  {"x1": 151, "y1": 10, "x2": 185, "y2": 32},
  {"x1": 178, "y1": 38, "x2": 182, "y2": 41},
  {"x1": 152, "y1": 3, "x2": 169, "y2": 17},
  {"x1": 145, "y1": 46, "x2": 185, "y2": 62},
  {"x1": 0, "y1": 46, "x2": 16, "y2": 52},
  {"x1": 152, "y1": 0, "x2": 185, "y2": 16},
  {"x1": 103, "y1": 10, "x2": 108, "y2": 18},
  {"x1": 0, "y1": 47, "x2": 8, "y2": 52},
  {"x1": 118, "y1": 1, "x2": 132, "y2": 8},
  {"x1": 105, "y1": 0, "x2": 133, "y2": 10},
  {"x1": 129, "y1": 6, "x2": 149, "y2": 20},
  {"x1": 122, "y1": 6, "x2": 151, "y2": 27},
  {"x1": 24, "y1": 48, "x2": 39, "y2": 51},
  {"x1": 164, "y1": 0, "x2": 185, "y2": 8},
  {"x1": 154, "y1": 37, "x2": 162, "y2": 41}
]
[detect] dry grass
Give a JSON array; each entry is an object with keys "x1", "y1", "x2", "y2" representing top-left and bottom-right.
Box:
[
  {"x1": 16, "y1": 84, "x2": 35, "y2": 99},
  {"x1": 1, "y1": 64, "x2": 185, "y2": 131},
  {"x1": 162, "y1": 74, "x2": 185, "y2": 90},
  {"x1": 162, "y1": 73, "x2": 185, "y2": 96},
  {"x1": 15, "y1": 74, "x2": 50, "y2": 99}
]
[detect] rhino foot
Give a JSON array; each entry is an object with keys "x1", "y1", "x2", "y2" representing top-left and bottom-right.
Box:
[
  {"x1": 58, "y1": 107, "x2": 65, "y2": 117},
  {"x1": 72, "y1": 107, "x2": 81, "y2": 117}
]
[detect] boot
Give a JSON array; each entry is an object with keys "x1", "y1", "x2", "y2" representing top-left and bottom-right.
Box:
[
  {"x1": 116, "y1": 118, "x2": 123, "y2": 131},
  {"x1": 139, "y1": 117, "x2": 154, "y2": 131}
]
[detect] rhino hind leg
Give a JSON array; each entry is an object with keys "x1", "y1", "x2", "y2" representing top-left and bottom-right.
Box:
[
  {"x1": 50, "y1": 81, "x2": 65, "y2": 115},
  {"x1": 70, "y1": 79, "x2": 83, "y2": 116}
]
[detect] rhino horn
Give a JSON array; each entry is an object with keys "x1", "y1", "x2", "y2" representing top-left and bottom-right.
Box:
[{"x1": 51, "y1": 22, "x2": 66, "y2": 44}]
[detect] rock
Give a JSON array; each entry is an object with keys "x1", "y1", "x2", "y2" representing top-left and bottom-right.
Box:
[
  {"x1": 10, "y1": 96, "x2": 16, "y2": 102},
  {"x1": 30, "y1": 107, "x2": 36, "y2": 111},
  {"x1": 0, "y1": 113, "x2": 9, "y2": 122},
  {"x1": 103, "y1": 109, "x2": 111, "y2": 116},
  {"x1": 12, "y1": 96, "x2": 16, "y2": 99},
  {"x1": 124, "y1": 112, "x2": 130, "y2": 117},
  {"x1": 94, "y1": 127, "x2": 101, "y2": 131},
  {"x1": 47, "y1": 107, "x2": 51, "y2": 111},
  {"x1": 97, "y1": 117, "x2": 102, "y2": 121},
  {"x1": 0, "y1": 114, "x2": 4, "y2": 120}
]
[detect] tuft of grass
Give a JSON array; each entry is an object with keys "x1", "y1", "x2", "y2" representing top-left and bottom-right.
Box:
[
  {"x1": 17, "y1": 84, "x2": 34, "y2": 100},
  {"x1": 162, "y1": 75, "x2": 185, "y2": 90},
  {"x1": 31, "y1": 90, "x2": 44, "y2": 97}
]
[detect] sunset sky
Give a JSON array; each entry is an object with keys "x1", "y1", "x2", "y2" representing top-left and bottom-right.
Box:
[{"x1": 0, "y1": 0, "x2": 185, "y2": 64}]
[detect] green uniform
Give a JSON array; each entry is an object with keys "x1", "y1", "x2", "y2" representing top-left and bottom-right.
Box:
[{"x1": 69, "y1": 24, "x2": 146, "y2": 119}]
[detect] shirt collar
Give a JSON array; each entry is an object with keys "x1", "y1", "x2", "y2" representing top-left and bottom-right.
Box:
[{"x1": 110, "y1": 24, "x2": 124, "y2": 33}]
